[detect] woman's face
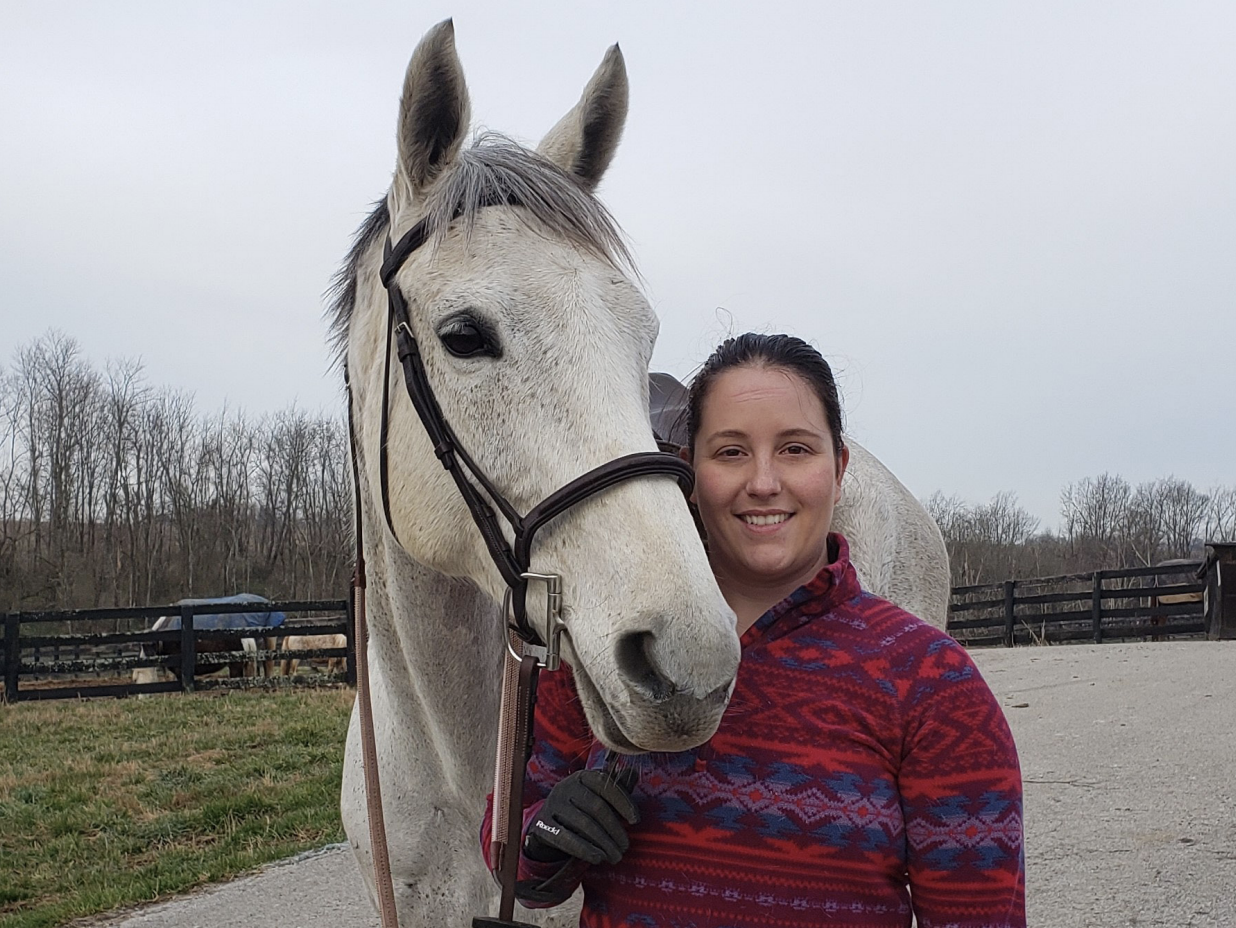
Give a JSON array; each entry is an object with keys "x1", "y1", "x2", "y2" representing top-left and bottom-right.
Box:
[{"x1": 690, "y1": 365, "x2": 848, "y2": 595}]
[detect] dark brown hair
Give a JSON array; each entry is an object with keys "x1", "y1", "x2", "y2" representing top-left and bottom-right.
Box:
[{"x1": 686, "y1": 333, "x2": 845, "y2": 458}]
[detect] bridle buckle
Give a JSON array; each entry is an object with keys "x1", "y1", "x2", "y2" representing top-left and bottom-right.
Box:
[{"x1": 504, "y1": 572, "x2": 566, "y2": 671}]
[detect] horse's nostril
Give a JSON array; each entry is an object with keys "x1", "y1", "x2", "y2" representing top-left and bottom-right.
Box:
[
  {"x1": 614, "y1": 631, "x2": 676, "y2": 703},
  {"x1": 703, "y1": 678, "x2": 731, "y2": 706}
]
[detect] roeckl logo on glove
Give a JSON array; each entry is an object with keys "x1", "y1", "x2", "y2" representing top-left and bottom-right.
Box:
[{"x1": 534, "y1": 820, "x2": 561, "y2": 836}]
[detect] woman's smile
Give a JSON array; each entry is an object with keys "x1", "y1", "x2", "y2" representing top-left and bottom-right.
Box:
[{"x1": 738, "y1": 510, "x2": 792, "y2": 530}]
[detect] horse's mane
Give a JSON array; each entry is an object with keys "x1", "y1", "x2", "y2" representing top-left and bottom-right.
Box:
[{"x1": 326, "y1": 134, "x2": 633, "y2": 367}]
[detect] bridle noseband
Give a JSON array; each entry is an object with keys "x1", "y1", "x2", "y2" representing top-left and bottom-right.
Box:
[{"x1": 373, "y1": 193, "x2": 694, "y2": 667}]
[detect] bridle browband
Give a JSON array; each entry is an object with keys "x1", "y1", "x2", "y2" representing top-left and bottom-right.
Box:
[{"x1": 374, "y1": 191, "x2": 695, "y2": 656}]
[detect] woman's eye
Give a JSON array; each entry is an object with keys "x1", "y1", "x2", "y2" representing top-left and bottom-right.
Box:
[
  {"x1": 783, "y1": 444, "x2": 810, "y2": 455},
  {"x1": 439, "y1": 320, "x2": 499, "y2": 359}
]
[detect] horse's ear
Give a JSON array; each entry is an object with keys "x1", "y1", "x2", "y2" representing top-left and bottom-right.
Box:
[
  {"x1": 538, "y1": 44, "x2": 628, "y2": 191},
  {"x1": 395, "y1": 19, "x2": 471, "y2": 197}
]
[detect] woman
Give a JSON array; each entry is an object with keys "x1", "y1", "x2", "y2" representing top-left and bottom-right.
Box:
[{"x1": 481, "y1": 333, "x2": 1025, "y2": 927}]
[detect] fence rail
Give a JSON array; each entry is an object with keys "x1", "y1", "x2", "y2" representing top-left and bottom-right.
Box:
[
  {"x1": 8, "y1": 546, "x2": 1236, "y2": 701},
  {"x1": 946, "y1": 561, "x2": 1208, "y2": 647},
  {"x1": 2, "y1": 599, "x2": 354, "y2": 703}
]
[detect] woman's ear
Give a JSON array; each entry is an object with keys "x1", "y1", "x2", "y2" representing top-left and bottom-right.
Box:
[{"x1": 836, "y1": 444, "x2": 850, "y2": 487}]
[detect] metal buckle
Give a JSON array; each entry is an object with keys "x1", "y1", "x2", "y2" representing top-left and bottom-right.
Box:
[{"x1": 503, "y1": 572, "x2": 565, "y2": 671}]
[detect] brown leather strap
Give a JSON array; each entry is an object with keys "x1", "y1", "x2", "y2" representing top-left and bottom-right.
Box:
[
  {"x1": 353, "y1": 581, "x2": 399, "y2": 928},
  {"x1": 488, "y1": 634, "x2": 522, "y2": 865},
  {"x1": 498, "y1": 652, "x2": 541, "y2": 921},
  {"x1": 347, "y1": 380, "x2": 400, "y2": 928}
]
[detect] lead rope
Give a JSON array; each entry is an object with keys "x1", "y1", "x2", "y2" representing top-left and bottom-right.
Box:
[
  {"x1": 487, "y1": 633, "x2": 522, "y2": 868},
  {"x1": 347, "y1": 380, "x2": 400, "y2": 928},
  {"x1": 498, "y1": 653, "x2": 540, "y2": 923},
  {"x1": 353, "y1": 577, "x2": 401, "y2": 928}
]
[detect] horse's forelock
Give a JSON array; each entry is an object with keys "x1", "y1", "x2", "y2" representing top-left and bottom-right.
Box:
[
  {"x1": 422, "y1": 134, "x2": 632, "y2": 271},
  {"x1": 326, "y1": 134, "x2": 633, "y2": 370}
]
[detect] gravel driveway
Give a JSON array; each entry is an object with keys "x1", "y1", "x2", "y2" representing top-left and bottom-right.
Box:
[{"x1": 86, "y1": 640, "x2": 1236, "y2": 928}]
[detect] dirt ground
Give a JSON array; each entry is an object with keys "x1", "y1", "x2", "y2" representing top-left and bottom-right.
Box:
[
  {"x1": 977, "y1": 640, "x2": 1236, "y2": 927},
  {"x1": 86, "y1": 640, "x2": 1236, "y2": 928}
]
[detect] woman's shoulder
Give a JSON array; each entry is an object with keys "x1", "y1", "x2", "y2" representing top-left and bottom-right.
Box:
[
  {"x1": 832, "y1": 587, "x2": 956, "y2": 647},
  {"x1": 830, "y1": 590, "x2": 983, "y2": 690}
]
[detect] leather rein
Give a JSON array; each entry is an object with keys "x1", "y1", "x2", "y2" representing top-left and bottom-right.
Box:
[{"x1": 346, "y1": 193, "x2": 694, "y2": 928}]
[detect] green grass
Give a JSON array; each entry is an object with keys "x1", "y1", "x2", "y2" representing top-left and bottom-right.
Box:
[{"x1": 0, "y1": 688, "x2": 355, "y2": 928}]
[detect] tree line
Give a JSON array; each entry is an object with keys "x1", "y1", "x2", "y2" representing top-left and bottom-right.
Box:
[
  {"x1": 5, "y1": 330, "x2": 1233, "y2": 609},
  {"x1": 926, "y1": 475, "x2": 1236, "y2": 588},
  {"x1": 1, "y1": 331, "x2": 350, "y2": 611}
]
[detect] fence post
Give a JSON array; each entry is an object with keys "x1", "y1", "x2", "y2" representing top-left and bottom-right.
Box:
[
  {"x1": 1091, "y1": 571, "x2": 1104, "y2": 644},
  {"x1": 1003, "y1": 580, "x2": 1016, "y2": 647},
  {"x1": 180, "y1": 604, "x2": 196, "y2": 693},
  {"x1": 3, "y1": 613, "x2": 19, "y2": 703},
  {"x1": 344, "y1": 594, "x2": 358, "y2": 688},
  {"x1": 1204, "y1": 543, "x2": 1236, "y2": 640}
]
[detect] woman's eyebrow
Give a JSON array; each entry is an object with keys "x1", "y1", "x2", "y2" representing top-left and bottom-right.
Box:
[{"x1": 705, "y1": 427, "x2": 825, "y2": 443}]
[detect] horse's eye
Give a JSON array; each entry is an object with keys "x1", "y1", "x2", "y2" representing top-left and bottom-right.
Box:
[{"x1": 438, "y1": 319, "x2": 499, "y2": 359}]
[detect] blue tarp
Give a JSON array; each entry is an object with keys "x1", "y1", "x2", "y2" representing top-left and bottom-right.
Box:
[{"x1": 161, "y1": 593, "x2": 286, "y2": 630}]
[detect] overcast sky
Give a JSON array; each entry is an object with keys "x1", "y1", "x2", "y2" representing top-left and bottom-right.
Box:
[{"x1": 2, "y1": 1, "x2": 1234, "y2": 526}]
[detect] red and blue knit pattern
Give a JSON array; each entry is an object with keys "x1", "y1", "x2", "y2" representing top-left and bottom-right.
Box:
[{"x1": 483, "y1": 535, "x2": 1025, "y2": 928}]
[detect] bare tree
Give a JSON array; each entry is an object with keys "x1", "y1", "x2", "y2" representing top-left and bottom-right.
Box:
[
  {"x1": 929, "y1": 473, "x2": 1224, "y2": 589},
  {"x1": 0, "y1": 331, "x2": 356, "y2": 611},
  {"x1": 0, "y1": 362, "x2": 28, "y2": 595},
  {"x1": 1205, "y1": 486, "x2": 1236, "y2": 543},
  {"x1": 926, "y1": 490, "x2": 1044, "y2": 585},
  {"x1": 1061, "y1": 473, "x2": 1133, "y2": 568},
  {"x1": 1157, "y1": 477, "x2": 1209, "y2": 559}
]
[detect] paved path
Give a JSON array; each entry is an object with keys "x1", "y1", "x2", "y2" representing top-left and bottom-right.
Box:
[
  {"x1": 81, "y1": 843, "x2": 377, "y2": 928},
  {"x1": 87, "y1": 641, "x2": 1236, "y2": 928}
]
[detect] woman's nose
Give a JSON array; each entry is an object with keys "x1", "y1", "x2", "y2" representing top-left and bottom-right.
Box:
[{"x1": 746, "y1": 456, "x2": 781, "y2": 497}]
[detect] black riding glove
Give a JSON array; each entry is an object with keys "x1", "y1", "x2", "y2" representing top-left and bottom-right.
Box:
[{"x1": 524, "y1": 767, "x2": 639, "y2": 866}]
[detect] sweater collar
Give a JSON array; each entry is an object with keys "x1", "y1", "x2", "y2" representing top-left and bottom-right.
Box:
[{"x1": 740, "y1": 533, "x2": 862, "y2": 645}]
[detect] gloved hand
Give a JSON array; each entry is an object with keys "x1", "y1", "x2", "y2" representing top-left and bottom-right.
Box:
[{"x1": 524, "y1": 767, "x2": 639, "y2": 866}]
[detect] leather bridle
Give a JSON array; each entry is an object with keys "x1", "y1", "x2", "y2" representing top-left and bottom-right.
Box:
[
  {"x1": 377, "y1": 195, "x2": 693, "y2": 656},
  {"x1": 347, "y1": 192, "x2": 694, "y2": 928}
]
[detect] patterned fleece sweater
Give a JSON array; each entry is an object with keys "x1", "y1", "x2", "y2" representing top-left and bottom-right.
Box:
[{"x1": 481, "y1": 535, "x2": 1025, "y2": 928}]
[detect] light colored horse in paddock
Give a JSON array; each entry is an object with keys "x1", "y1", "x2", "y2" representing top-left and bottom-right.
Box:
[
  {"x1": 331, "y1": 20, "x2": 741, "y2": 927},
  {"x1": 132, "y1": 616, "x2": 273, "y2": 686},
  {"x1": 279, "y1": 633, "x2": 348, "y2": 676}
]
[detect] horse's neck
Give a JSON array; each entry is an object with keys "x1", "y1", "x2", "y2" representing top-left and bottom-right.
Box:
[{"x1": 364, "y1": 511, "x2": 506, "y2": 799}]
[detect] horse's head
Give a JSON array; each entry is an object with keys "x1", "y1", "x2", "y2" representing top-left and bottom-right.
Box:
[{"x1": 340, "y1": 20, "x2": 740, "y2": 753}]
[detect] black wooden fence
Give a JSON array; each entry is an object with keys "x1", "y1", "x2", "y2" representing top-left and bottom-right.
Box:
[
  {"x1": 947, "y1": 562, "x2": 1207, "y2": 647},
  {"x1": 8, "y1": 546, "x2": 1235, "y2": 701},
  {"x1": 2, "y1": 599, "x2": 354, "y2": 703}
]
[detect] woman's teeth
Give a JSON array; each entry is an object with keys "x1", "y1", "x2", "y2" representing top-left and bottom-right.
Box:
[{"x1": 741, "y1": 513, "x2": 789, "y2": 526}]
